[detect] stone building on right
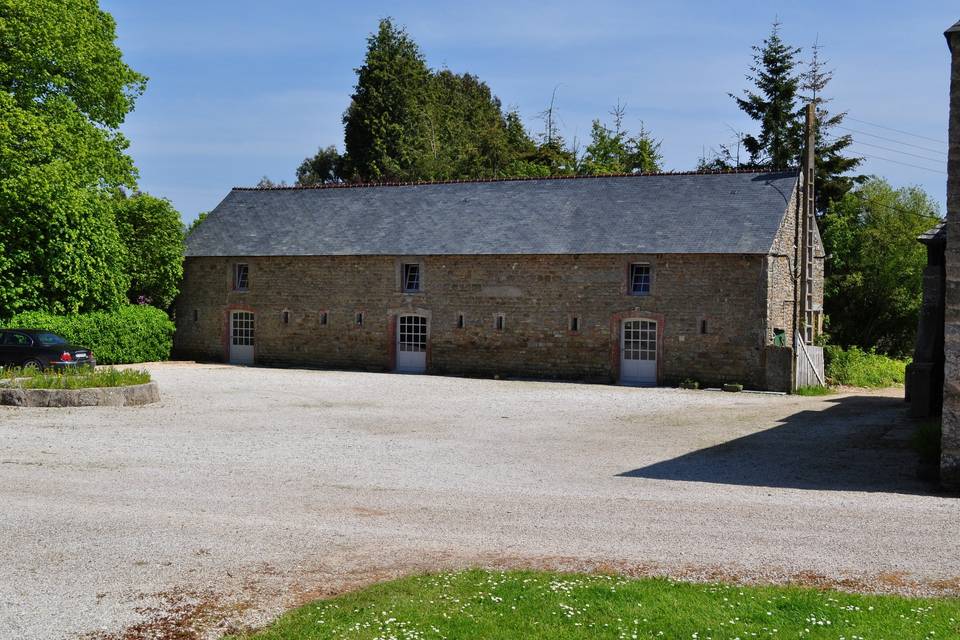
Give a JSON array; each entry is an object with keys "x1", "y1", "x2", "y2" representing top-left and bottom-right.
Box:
[{"x1": 943, "y1": 19, "x2": 960, "y2": 490}]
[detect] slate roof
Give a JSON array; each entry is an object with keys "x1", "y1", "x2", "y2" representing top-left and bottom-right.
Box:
[
  {"x1": 186, "y1": 170, "x2": 799, "y2": 257},
  {"x1": 919, "y1": 221, "x2": 947, "y2": 245}
]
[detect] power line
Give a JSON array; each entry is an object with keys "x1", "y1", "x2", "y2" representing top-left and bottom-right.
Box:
[
  {"x1": 848, "y1": 139, "x2": 946, "y2": 164},
  {"x1": 844, "y1": 116, "x2": 947, "y2": 145},
  {"x1": 859, "y1": 196, "x2": 942, "y2": 221},
  {"x1": 835, "y1": 125, "x2": 947, "y2": 156},
  {"x1": 850, "y1": 151, "x2": 947, "y2": 175}
]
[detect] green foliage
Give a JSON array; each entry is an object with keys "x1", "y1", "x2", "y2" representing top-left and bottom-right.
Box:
[
  {"x1": 579, "y1": 107, "x2": 662, "y2": 175},
  {"x1": 0, "y1": 0, "x2": 147, "y2": 129},
  {"x1": 801, "y1": 43, "x2": 863, "y2": 213},
  {"x1": 0, "y1": 0, "x2": 148, "y2": 318},
  {"x1": 114, "y1": 193, "x2": 185, "y2": 309},
  {"x1": 824, "y1": 345, "x2": 908, "y2": 388},
  {"x1": 5, "y1": 305, "x2": 175, "y2": 364},
  {"x1": 296, "y1": 146, "x2": 344, "y2": 185},
  {"x1": 342, "y1": 18, "x2": 431, "y2": 181},
  {"x1": 794, "y1": 384, "x2": 833, "y2": 396},
  {"x1": 227, "y1": 569, "x2": 960, "y2": 640},
  {"x1": 731, "y1": 21, "x2": 803, "y2": 168},
  {"x1": 186, "y1": 211, "x2": 209, "y2": 236},
  {"x1": 822, "y1": 178, "x2": 941, "y2": 356},
  {"x1": 337, "y1": 18, "x2": 648, "y2": 183},
  {"x1": 4, "y1": 367, "x2": 150, "y2": 389}
]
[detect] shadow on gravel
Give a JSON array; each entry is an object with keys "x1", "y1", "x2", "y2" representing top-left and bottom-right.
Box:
[{"x1": 619, "y1": 394, "x2": 939, "y2": 495}]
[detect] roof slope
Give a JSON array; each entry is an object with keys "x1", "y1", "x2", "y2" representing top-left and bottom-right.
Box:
[{"x1": 187, "y1": 171, "x2": 799, "y2": 257}]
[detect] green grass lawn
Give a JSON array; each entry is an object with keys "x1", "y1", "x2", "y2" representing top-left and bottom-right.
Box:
[{"x1": 228, "y1": 570, "x2": 960, "y2": 639}]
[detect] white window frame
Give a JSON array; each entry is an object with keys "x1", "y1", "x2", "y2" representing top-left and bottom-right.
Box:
[
  {"x1": 233, "y1": 263, "x2": 249, "y2": 291},
  {"x1": 401, "y1": 262, "x2": 421, "y2": 293},
  {"x1": 629, "y1": 263, "x2": 651, "y2": 296}
]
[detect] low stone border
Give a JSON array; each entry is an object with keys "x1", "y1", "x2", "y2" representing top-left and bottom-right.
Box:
[{"x1": 0, "y1": 382, "x2": 160, "y2": 407}]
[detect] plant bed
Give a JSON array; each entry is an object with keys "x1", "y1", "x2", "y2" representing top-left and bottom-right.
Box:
[
  {"x1": 225, "y1": 569, "x2": 960, "y2": 640},
  {"x1": 722, "y1": 383, "x2": 743, "y2": 392},
  {"x1": 0, "y1": 367, "x2": 158, "y2": 406},
  {"x1": 678, "y1": 379, "x2": 699, "y2": 390}
]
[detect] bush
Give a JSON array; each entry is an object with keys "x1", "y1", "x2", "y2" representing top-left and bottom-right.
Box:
[
  {"x1": 824, "y1": 345, "x2": 907, "y2": 388},
  {"x1": 4, "y1": 305, "x2": 175, "y2": 364}
]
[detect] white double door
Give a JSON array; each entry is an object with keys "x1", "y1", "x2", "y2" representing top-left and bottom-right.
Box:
[
  {"x1": 396, "y1": 315, "x2": 427, "y2": 373},
  {"x1": 620, "y1": 318, "x2": 657, "y2": 386}
]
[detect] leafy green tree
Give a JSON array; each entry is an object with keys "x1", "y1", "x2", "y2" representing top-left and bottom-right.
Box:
[
  {"x1": 0, "y1": 0, "x2": 146, "y2": 317},
  {"x1": 342, "y1": 18, "x2": 430, "y2": 181},
  {"x1": 821, "y1": 178, "x2": 941, "y2": 356},
  {"x1": 186, "y1": 212, "x2": 209, "y2": 236},
  {"x1": 296, "y1": 146, "x2": 344, "y2": 185},
  {"x1": 579, "y1": 106, "x2": 662, "y2": 175},
  {"x1": 800, "y1": 42, "x2": 863, "y2": 213},
  {"x1": 114, "y1": 194, "x2": 185, "y2": 309},
  {"x1": 730, "y1": 21, "x2": 803, "y2": 168}
]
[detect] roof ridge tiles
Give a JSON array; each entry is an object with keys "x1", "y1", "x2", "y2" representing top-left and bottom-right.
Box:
[{"x1": 234, "y1": 167, "x2": 800, "y2": 191}]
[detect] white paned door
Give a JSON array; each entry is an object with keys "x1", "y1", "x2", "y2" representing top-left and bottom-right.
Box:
[
  {"x1": 229, "y1": 311, "x2": 255, "y2": 365},
  {"x1": 396, "y1": 315, "x2": 427, "y2": 373},
  {"x1": 620, "y1": 319, "x2": 657, "y2": 386}
]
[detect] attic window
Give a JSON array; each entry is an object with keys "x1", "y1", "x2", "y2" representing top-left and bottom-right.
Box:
[
  {"x1": 233, "y1": 263, "x2": 249, "y2": 291},
  {"x1": 570, "y1": 316, "x2": 581, "y2": 332},
  {"x1": 629, "y1": 263, "x2": 651, "y2": 295},
  {"x1": 402, "y1": 263, "x2": 421, "y2": 292}
]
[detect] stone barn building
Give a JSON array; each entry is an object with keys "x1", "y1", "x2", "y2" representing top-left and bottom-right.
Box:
[{"x1": 175, "y1": 170, "x2": 823, "y2": 390}]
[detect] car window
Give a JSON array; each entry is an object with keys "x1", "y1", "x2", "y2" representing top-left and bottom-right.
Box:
[
  {"x1": 34, "y1": 332, "x2": 67, "y2": 346},
  {"x1": 6, "y1": 332, "x2": 32, "y2": 346}
]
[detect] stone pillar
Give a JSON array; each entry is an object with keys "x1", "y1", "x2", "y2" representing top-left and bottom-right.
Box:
[{"x1": 943, "y1": 21, "x2": 960, "y2": 490}]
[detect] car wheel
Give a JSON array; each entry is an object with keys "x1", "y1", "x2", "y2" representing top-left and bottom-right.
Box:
[{"x1": 22, "y1": 359, "x2": 44, "y2": 372}]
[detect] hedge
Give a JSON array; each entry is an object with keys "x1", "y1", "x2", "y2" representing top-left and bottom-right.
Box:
[{"x1": 4, "y1": 305, "x2": 175, "y2": 364}]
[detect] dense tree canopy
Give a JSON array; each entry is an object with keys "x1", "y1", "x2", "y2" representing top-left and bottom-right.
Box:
[
  {"x1": 0, "y1": 0, "x2": 186, "y2": 318},
  {"x1": 114, "y1": 194, "x2": 185, "y2": 309},
  {"x1": 821, "y1": 178, "x2": 941, "y2": 357},
  {"x1": 316, "y1": 17, "x2": 645, "y2": 184},
  {"x1": 342, "y1": 18, "x2": 430, "y2": 181},
  {"x1": 579, "y1": 107, "x2": 662, "y2": 175}
]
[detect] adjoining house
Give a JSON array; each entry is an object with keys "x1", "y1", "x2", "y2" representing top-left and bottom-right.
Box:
[{"x1": 174, "y1": 169, "x2": 824, "y2": 390}]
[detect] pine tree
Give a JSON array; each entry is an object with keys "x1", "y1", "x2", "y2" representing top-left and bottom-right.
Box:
[
  {"x1": 801, "y1": 41, "x2": 863, "y2": 213},
  {"x1": 731, "y1": 21, "x2": 803, "y2": 168},
  {"x1": 580, "y1": 104, "x2": 662, "y2": 175}
]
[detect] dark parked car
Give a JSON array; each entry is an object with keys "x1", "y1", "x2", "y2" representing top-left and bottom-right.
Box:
[{"x1": 0, "y1": 329, "x2": 96, "y2": 370}]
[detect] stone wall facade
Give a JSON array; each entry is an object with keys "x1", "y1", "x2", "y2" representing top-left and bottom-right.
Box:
[
  {"x1": 174, "y1": 251, "x2": 793, "y2": 389},
  {"x1": 943, "y1": 23, "x2": 960, "y2": 490}
]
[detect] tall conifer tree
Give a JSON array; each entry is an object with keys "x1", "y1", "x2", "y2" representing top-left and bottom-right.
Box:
[{"x1": 731, "y1": 21, "x2": 803, "y2": 168}]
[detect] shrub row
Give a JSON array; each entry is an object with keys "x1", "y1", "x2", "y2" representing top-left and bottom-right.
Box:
[
  {"x1": 824, "y1": 345, "x2": 908, "y2": 388},
  {"x1": 4, "y1": 305, "x2": 175, "y2": 365}
]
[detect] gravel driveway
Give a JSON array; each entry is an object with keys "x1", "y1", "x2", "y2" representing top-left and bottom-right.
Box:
[{"x1": 1, "y1": 363, "x2": 957, "y2": 639}]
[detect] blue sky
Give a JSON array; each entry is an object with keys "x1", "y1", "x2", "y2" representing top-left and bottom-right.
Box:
[{"x1": 101, "y1": 1, "x2": 958, "y2": 224}]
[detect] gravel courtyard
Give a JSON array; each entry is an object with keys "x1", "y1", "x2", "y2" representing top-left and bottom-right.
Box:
[{"x1": 1, "y1": 363, "x2": 957, "y2": 639}]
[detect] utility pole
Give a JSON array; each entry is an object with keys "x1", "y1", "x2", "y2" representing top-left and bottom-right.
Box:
[{"x1": 800, "y1": 102, "x2": 817, "y2": 345}]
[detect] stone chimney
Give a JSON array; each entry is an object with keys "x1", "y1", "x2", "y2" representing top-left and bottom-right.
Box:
[{"x1": 944, "y1": 20, "x2": 960, "y2": 490}]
